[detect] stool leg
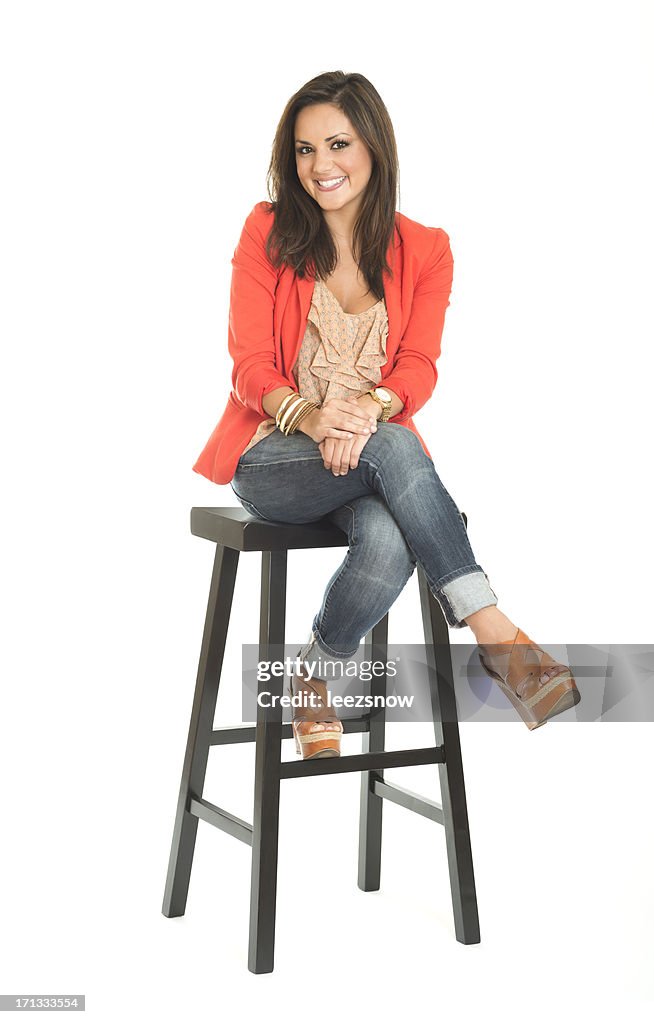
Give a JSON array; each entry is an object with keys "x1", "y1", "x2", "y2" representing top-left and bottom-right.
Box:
[
  {"x1": 248, "y1": 550, "x2": 287, "y2": 974},
  {"x1": 162, "y1": 544, "x2": 239, "y2": 918},
  {"x1": 418, "y1": 566, "x2": 481, "y2": 944},
  {"x1": 358, "y1": 614, "x2": 389, "y2": 891}
]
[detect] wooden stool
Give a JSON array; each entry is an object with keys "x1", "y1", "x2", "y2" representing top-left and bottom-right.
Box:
[{"x1": 162, "y1": 507, "x2": 480, "y2": 973}]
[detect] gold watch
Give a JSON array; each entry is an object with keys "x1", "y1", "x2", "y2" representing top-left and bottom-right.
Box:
[{"x1": 366, "y1": 387, "x2": 392, "y2": 422}]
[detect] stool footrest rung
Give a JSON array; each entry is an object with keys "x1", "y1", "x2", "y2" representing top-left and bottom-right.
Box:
[
  {"x1": 211, "y1": 725, "x2": 259, "y2": 745},
  {"x1": 210, "y1": 718, "x2": 380, "y2": 745},
  {"x1": 280, "y1": 745, "x2": 444, "y2": 779},
  {"x1": 369, "y1": 771, "x2": 444, "y2": 824},
  {"x1": 188, "y1": 796, "x2": 253, "y2": 846}
]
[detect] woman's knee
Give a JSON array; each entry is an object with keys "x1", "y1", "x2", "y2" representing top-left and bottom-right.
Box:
[{"x1": 364, "y1": 422, "x2": 427, "y2": 464}]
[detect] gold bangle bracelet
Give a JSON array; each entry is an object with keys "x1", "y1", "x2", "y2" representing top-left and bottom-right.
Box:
[
  {"x1": 287, "y1": 400, "x2": 316, "y2": 434},
  {"x1": 275, "y1": 392, "x2": 299, "y2": 424},
  {"x1": 283, "y1": 398, "x2": 312, "y2": 435},
  {"x1": 277, "y1": 395, "x2": 304, "y2": 432}
]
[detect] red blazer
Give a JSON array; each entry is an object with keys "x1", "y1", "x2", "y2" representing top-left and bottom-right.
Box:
[{"x1": 192, "y1": 201, "x2": 454, "y2": 485}]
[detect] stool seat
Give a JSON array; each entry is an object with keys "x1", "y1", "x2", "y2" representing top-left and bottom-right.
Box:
[
  {"x1": 163, "y1": 506, "x2": 480, "y2": 973},
  {"x1": 191, "y1": 506, "x2": 349, "y2": 552}
]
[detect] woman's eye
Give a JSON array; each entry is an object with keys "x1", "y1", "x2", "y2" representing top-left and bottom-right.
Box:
[{"x1": 296, "y1": 140, "x2": 349, "y2": 155}]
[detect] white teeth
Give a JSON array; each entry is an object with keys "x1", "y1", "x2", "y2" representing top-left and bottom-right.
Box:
[{"x1": 317, "y1": 176, "x2": 345, "y2": 187}]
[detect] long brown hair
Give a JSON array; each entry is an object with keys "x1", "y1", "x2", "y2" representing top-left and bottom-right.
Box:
[{"x1": 264, "y1": 71, "x2": 401, "y2": 300}]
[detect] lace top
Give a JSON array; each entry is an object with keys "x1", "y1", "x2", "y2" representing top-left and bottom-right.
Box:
[{"x1": 241, "y1": 277, "x2": 389, "y2": 454}]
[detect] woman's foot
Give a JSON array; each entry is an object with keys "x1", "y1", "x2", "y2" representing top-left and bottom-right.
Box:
[
  {"x1": 467, "y1": 608, "x2": 581, "y2": 729},
  {"x1": 289, "y1": 666, "x2": 343, "y2": 759},
  {"x1": 466, "y1": 607, "x2": 563, "y2": 684}
]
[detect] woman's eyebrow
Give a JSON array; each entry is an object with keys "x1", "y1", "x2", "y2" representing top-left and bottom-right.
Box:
[{"x1": 295, "y1": 132, "x2": 352, "y2": 144}]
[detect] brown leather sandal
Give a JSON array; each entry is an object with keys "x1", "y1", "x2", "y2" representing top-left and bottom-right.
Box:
[
  {"x1": 289, "y1": 669, "x2": 343, "y2": 759},
  {"x1": 477, "y1": 627, "x2": 580, "y2": 730}
]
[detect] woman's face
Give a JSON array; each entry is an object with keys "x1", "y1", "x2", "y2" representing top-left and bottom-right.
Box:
[{"x1": 294, "y1": 103, "x2": 373, "y2": 216}]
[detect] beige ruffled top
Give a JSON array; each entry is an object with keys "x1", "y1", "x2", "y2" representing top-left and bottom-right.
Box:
[{"x1": 241, "y1": 277, "x2": 389, "y2": 454}]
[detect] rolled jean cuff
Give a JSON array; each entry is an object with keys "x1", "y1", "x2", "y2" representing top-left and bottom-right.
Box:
[
  {"x1": 296, "y1": 625, "x2": 359, "y2": 683},
  {"x1": 436, "y1": 568, "x2": 498, "y2": 629}
]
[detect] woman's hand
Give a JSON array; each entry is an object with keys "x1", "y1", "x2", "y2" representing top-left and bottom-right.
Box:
[
  {"x1": 301, "y1": 396, "x2": 377, "y2": 445},
  {"x1": 319, "y1": 395, "x2": 380, "y2": 475},
  {"x1": 319, "y1": 432, "x2": 370, "y2": 475}
]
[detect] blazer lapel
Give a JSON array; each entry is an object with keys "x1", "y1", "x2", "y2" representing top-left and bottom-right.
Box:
[{"x1": 383, "y1": 218, "x2": 403, "y2": 358}]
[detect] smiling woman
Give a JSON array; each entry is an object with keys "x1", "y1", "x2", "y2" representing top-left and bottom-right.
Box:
[{"x1": 192, "y1": 69, "x2": 580, "y2": 758}]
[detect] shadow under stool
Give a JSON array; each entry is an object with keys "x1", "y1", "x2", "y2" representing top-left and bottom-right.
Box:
[{"x1": 162, "y1": 507, "x2": 480, "y2": 974}]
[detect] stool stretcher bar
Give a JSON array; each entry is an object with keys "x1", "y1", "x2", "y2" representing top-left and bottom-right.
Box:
[
  {"x1": 188, "y1": 796, "x2": 254, "y2": 845},
  {"x1": 210, "y1": 716, "x2": 375, "y2": 746},
  {"x1": 369, "y1": 772, "x2": 445, "y2": 824},
  {"x1": 279, "y1": 745, "x2": 445, "y2": 778}
]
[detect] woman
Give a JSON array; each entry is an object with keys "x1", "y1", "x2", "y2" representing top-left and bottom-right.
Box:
[{"x1": 193, "y1": 71, "x2": 580, "y2": 758}]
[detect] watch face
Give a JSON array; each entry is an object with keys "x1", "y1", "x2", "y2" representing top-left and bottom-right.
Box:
[{"x1": 376, "y1": 388, "x2": 391, "y2": 402}]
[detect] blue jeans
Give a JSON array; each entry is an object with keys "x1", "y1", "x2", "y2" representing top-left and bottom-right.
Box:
[{"x1": 231, "y1": 422, "x2": 498, "y2": 680}]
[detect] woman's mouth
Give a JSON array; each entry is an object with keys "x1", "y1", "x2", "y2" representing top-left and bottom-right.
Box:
[{"x1": 315, "y1": 176, "x2": 347, "y2": 192}]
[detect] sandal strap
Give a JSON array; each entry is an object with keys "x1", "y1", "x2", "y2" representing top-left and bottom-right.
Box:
[
  {"x1": 479, "y1": 628, "x2": 571, "y2": 701},
  {"x1": 294, "y1": 718, "x2": 344, "y2": 733}
]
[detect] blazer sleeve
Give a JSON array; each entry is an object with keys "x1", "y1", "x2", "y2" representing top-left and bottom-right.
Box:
[
  {"x1": 382, "y1": 227, "x2": 454, "y2": 423},
  {"x1": 228, "y1": 204, "x2": 299, "y2": 416}
]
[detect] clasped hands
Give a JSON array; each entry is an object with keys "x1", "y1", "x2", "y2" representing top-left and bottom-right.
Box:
[{"x1": 308, "y1": 395, "x2": 381, "y2": 476}]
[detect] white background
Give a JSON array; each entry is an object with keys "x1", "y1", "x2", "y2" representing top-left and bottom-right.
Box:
[{"x1": 1, "y1": 0, "x2": 653, "y2": 1018}]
